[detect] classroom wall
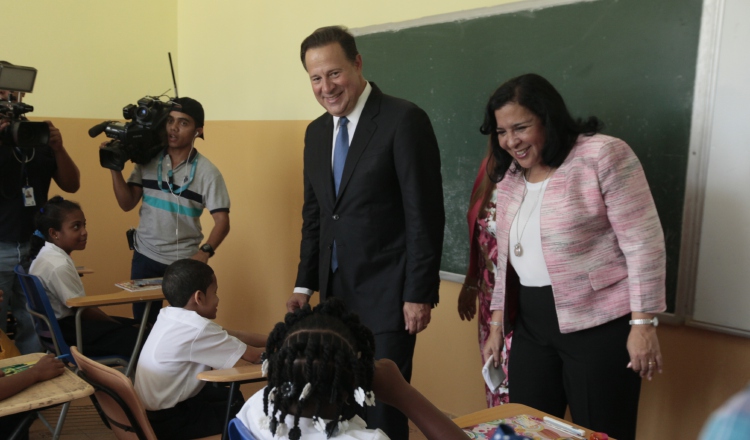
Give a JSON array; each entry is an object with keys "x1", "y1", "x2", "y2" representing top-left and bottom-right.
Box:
[
  {"x1": 2, "y1": 1, "x2": 178, "y2": 119},
  {"x1": 175, "y1": 0, "x2": 519, "y2": 120},
  {"x1": 7, "y1": 1, "x2": 750, "y2": 439}
]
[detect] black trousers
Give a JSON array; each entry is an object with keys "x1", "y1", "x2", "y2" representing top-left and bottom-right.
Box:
[
  {"x1": 508, "y1": 285, "x2": 641, "y2": 440},
  {"x1": 147, "y1": 383, "x2": 244, "y2": 440},
  {"x1": 58, "y1": 315, "x2": 143, "y2": 358},
  {"x1": 0, "y1": 412, "x2": 33, "y2": 440},
  {"x1": 328, "y1": 270, "x2": 416, "y2": 440},
  {"x1": 130, "y1": 250, "x2": 168, "y2": 326}
]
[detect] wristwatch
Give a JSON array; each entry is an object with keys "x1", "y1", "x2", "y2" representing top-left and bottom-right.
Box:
[
  {"x1": 199, "y1": 243, "x2": 215, "y2": 258},
  {"x1": 629, "y1": 316, "x2": 659, "y2": 327}
]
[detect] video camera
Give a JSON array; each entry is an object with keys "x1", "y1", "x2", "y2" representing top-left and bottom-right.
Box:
[
  {"x1": 89, "y1": 96, "x2": 177, "y2": 171},
  {"x1": 0, "y1": 63, "x2": 50, "y2": 148}
]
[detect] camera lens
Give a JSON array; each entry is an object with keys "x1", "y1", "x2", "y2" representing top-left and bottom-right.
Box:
[{"x1": 136, "y1": 106, "x2": 150, "y2": 121}]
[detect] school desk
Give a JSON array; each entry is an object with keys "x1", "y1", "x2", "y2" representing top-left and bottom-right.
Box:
[
  {"x1": 197, "y1": 360, "x2": 266, "y2": 440},
  {"x1": 66, "y1": 288, "x2": 164, "y2": 377},
  {"x1": 453, "y1": 402, "x2": 610, "y2": 439},
  {"x1": 0, "y1": 353, "x2": 94, "y2": 439},
  {"x1": 75, "y1": 266, "x2": 93, "y2": 275}
]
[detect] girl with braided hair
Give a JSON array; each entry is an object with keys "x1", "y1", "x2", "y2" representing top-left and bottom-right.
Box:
[
  {"x1": 238, "y1": 298, "x2": 384, "y2": 439},
  {"x1": 236, "y1": 298, "x2": 469, "y2": 440}
]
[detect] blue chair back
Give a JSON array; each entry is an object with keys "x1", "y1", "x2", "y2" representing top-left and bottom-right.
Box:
[
  {"x1": 15, "y1": 265, "x2": 130, "y2": 370},
  {"x1": 14, "y1": 264, "x2": 73, "y2": 363},
  {"x1": 228, "y1": 418, "x2": 257, "y2": 440}
]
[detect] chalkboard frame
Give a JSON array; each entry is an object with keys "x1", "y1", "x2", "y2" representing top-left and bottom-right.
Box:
[{"x1": 680, "y1": 0, "x2": 750, "y2": 337}]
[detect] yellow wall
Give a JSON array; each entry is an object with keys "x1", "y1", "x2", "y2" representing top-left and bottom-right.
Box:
[
  {"x1": 2, "y1": 1, "x2": 177, "y2": 119},
  {"x1": 12, "y1": 1, "x2": 750, "y2": 439},
  {"x1": 176, "y1": 0, "x2": 518, "y2": 120}
]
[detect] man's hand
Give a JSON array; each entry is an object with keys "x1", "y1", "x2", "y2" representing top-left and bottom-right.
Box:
[
  {"x1": 403, "y1": 302, "x2": 431, "y2": 335},
  {"x1": 286, "y1": 293, "x2": 310, "y2": 313},
  {"x1": 190, "y1": 251, "x2": 210, "y2": 264},
  {"x1": 46, "y1": 121, "x2": 63, "y2": 152}
]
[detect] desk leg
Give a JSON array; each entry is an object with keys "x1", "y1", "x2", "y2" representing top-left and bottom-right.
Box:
[
  {"x1": 222, "y1": 381, "x2": 238, "y2": 440},
  {"x1": 125, "y1": 301, "x2": 152, "y2": 378},
  {"x1": 52, "y1": 401, "x2": 70, "y2": 440},
  {"x1": 74, "y1": 307, "x2": 85, "y2": 355}
]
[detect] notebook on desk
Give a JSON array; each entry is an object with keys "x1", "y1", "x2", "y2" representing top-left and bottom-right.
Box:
[
  {"x1": 115, "y1": 278, "x2": 163, "y2": 292},
  {"x1": 1, "y1": 361, "x2": 37, "y2": 376},
  {"x1": 463, "y1": 414, "x2": 580, "y2": 440}
]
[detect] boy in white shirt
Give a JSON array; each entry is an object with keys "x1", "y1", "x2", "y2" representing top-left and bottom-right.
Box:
[{"x1": 134, "y1": 259, "x2": 266, "y2": 439}]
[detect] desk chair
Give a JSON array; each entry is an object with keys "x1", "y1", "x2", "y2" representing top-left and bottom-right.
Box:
[
  {"x1": 71, "y1": 346, "x2": 220, "y2": 440},
  {"x1": 13, "y1": 265, "x2": 129, "y2": 439},
  {"x1": 227, "y1": 418, "x2": 256, "y2": 440},
  {"x1": 13, "y1": 265, "x2": 129, "y2": 369},
  {"x1": 196, "y1": 362, "x2": 265, "y2": 440}
]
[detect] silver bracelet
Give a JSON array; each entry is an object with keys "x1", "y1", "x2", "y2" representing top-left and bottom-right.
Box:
[{"x1": 489, "y1": 321, "x2": 502, "y2": 327}]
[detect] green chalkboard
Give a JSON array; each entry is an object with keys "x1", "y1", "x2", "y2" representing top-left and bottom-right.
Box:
[{"x1": 357, "y1": 0, "x2": 702, "y2": 312}]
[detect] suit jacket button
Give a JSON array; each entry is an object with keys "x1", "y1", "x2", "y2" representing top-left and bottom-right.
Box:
[{"x1": 332, "y1": 214, "x2": 340, "y2": 220}]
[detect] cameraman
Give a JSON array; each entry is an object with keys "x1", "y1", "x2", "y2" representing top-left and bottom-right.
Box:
[
  {"x1": 105, "y1": 97, "x2": 230, "y2": 325},
  {"x1": 0, "y1": 86, "x2": 81, "y2": 354}
]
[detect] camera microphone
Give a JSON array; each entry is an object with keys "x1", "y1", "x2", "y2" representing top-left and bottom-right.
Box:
[{"x1": 88, "y1": 120, "x2": 113, "y2": 138}]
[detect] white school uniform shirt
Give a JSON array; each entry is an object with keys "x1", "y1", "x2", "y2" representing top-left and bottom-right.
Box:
[
  {"x1": 134, "y1": 307, "x2": 246, "y2": 411},
  {"x1": 28, "y1": 241, "x2": 85, "y2": 319},
  {"x1": 238, "y1": 388, "x2": 389, "y2": 440}
]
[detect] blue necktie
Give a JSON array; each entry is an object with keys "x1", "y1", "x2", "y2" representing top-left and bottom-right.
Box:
[
  {"x1": 333, "y1": 116, "x2": 349, "y2": 196},
  {"x1": 331, "y1": 117, "x2": 349, "y2": 272}
]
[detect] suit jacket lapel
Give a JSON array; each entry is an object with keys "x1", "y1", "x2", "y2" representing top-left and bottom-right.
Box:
[{"x1": 335, "y1": 84, "x2": 381, "y2": 206}]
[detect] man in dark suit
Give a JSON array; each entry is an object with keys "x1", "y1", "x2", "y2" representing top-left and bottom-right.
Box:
[{"x1": 286, "y1": 26, "x2": 445, "y2": 439}]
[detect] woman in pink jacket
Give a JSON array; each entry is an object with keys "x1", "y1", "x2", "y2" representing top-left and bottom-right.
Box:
[{"x1": 478, "y1": 74, "x2": 666, "y2": 440}]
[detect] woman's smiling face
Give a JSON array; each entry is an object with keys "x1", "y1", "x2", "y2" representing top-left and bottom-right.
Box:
[{"x1": 494, "y1": 102, "x2": 546, "y2": 173}]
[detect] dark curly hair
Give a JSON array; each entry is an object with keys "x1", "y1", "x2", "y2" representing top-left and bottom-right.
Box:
[
  {"x1": 479, "y1": 73, "x2": 603, "y2": 182},
  {"x1": 262, "y1": 298, "x2": 376, "y2": 440}
]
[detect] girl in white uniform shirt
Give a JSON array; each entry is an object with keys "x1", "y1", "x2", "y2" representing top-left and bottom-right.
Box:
[
  {"x1": 236, "y1": 298, "x2": 468, "y2": 440},
  {"x1": 26, "y1": 196, "x2": 141, "y2": 357}
]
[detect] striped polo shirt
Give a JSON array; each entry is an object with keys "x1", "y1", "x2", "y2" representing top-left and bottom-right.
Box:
[{"x1": 127, "y1": 149, "x2": 230, "y2": 265}]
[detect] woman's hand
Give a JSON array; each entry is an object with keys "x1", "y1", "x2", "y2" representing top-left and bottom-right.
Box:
[
  {"x1": 482, "y1": 311, "x2": 504, "y2": 368},
  {"x1": 457, "y1": 283, "x2": 478, "y2": 321},
  {"x1": 626, "y1": 323, "x2": 663, "y2": 381}
]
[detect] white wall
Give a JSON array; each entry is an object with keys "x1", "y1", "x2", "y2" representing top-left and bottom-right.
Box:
[{"x1": 691, "y1": 0, "x2": 750, "y2": 334}]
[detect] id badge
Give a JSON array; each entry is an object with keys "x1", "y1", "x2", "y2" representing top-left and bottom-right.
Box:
[{"x1": 22, "y1": 186, "x2": 36, "y2": 207}]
